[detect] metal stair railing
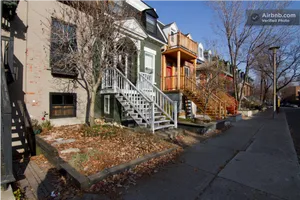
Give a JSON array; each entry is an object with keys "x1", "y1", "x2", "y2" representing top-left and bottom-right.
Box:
[
  {"x1": 138, "y1": 72, "x2": 177, "y2": 128},
  {"x1": 102, "y1": 67, "x2": 156, "y2": 132}
]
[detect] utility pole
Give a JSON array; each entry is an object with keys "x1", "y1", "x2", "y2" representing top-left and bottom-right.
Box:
[{"x1": 269, "y1": 46, "x2": 280, "y2": 119}]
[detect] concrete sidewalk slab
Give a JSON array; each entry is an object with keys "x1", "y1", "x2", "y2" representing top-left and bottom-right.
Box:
[
  {"x1": 203, "y1": 125, "x2": 261, "y2": 151},
  {"x1": 218, "y1": 151, "x2": 300, "y2": 200},
  {"x1": 123, "y1": 164, "x2": 214, "y2": 200},
  {"x1": 247, "y1": 121, "x2": 298, "y2": 163},
  {"x1": 199, "y1": 177, "x2": 283, "y2": 200},
  {"x1": 181, "y1": 143, "x2": 235, "y2": 174},
  {"x1": 1, "y1": 185, "x2": 15, "y2": 200}
]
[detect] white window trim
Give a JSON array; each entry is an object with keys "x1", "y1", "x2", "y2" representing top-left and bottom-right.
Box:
[
  {"x1": 104, "y1": 95, "x2": 110, "y2": 114},
  {"x1": 144, "y1": 47, "x2": 157, "y2": 55},
  {"x1": 144, "y1": 47, "x2": 156, "y2": 84}
]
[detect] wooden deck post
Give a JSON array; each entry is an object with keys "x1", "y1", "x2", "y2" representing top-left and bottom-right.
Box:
[
  {"x1": 194, "y1": 59, "x2": 197, "y2": 81},
  {"x1": 162, "y1": 54, "x2": 166, "y2": 90},
  {"x1": 177, "y1": 51, "x2": 181, "y2": 90}
]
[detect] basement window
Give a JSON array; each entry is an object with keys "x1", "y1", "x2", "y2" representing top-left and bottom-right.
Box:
[
  {"x1": 104, "y1": 95, "x2": 110, "y2": 114},
  {"x1": 50, "y1": 93, "x2": 76, "y2": 118}
]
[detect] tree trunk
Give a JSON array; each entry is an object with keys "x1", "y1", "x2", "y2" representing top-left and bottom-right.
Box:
[
  {"x1": 89, "y1": 89, "x2": 97, "y2": 127},
  {"x1": 85, "y1": 90, "x2": 91, "y2": 125},
  {"x1": 260, "y1": 73, "x2": 264, "y2": 104}
]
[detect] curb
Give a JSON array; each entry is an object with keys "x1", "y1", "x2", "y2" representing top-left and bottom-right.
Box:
[{"x1": 36, "y1": 135, "x2": 176, "y2": 189}]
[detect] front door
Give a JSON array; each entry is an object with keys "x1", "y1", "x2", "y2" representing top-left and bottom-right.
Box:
[{"x1": 166, "y1": 66, "x2": 172, "y2": 90}]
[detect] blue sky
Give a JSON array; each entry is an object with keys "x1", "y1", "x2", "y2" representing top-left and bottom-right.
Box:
[
  {"x1": 146, "y1": 1, "x2": 215, "y2": 45},
  {"x1": 146, "y1": 1, "x2": 300, "y2": 56}
]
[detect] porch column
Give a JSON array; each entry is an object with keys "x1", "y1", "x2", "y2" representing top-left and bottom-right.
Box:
[
  {"x1": 177, "y1": 51, "x2": 181, "y2": 90},
  {"x1": 137, "y1": 49, "x2": 141, "y2": 89},
  {"x1": 194, "y1": 59, "x2": 197, "y2": 80},
  {"x1": 137, "y1": 40, "x2": 141, "y2": 77},
  {"x1": 162, "y1": 54, "x2": 166, "y2": 90}
]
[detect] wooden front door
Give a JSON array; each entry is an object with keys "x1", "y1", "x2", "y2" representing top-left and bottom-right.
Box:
[{"x1": 166, "y1": 67, "x2": 172, "y2": 90}]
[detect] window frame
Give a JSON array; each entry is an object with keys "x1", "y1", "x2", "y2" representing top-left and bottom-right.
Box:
[
  {"x1": 50, "y1": 18, "x2": 78, "y2": 77},
  {"x1": 108, "y1": 0, "x2": 123, "y2": 14},
  {"x1": 146, "y1": 14, "x2": 157, "y2": 33},
  {"x1": 104, "y1": 95, "x2": 110, "y2": 114},
  {"x1": 144, "y1": 47, "x2": 156, "y2": 84},
  {"x1": 49, "y1": 92, "x2": 77, "y2": 119}
]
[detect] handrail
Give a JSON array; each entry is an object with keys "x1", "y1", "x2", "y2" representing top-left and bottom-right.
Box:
[
  {"x1": 114, "y1": 68, "x2": 151, "y2": 103},
  {"x1": 102, "y1": 68, "x2": 153, "y2": 128},
  {"x1": 138, "y1": 72, "x2": 177, "y2": 127},
  {"x1": 183, "y1": 76, "x2": 226, "y2": 118},
  {"x1": 217, "y1": 91, "x2": 238, "y2": 114},
  {"x1": 184, "y1": 76, "x2": 223, "y2": 105}
]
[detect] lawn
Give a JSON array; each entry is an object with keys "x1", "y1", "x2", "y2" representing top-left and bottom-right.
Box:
[{"x1": 39, "y1": 124, "x2": 178, "y2": 176}]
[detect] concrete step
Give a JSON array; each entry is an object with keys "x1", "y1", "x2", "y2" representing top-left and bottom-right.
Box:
[
  {"x1": 132, "y1": 117, "x2": 143, "y2": 123},
  {"x1": 137, "y1": 122, "x2": 147, "y2": 128},
  {"x1": 154, "y1": 120, "x2": 170, "y2": 124},
  {"x1": 154, "y1": 124, "x2": 175, "y2": 131}
]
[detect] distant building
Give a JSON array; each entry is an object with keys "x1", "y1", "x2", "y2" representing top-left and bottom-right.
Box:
[{"x1": 281, "y1": 85, "x2": 300, "y2": 102}]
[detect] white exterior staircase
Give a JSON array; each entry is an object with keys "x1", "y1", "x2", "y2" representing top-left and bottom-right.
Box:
[{"x1": 102, "y1": 68, "x2": 177, "y2": 132}]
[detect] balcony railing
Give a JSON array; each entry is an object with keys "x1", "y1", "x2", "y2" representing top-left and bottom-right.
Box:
[
  {"x1": 2, "y1": 1, "x2": 19, "y2": 21},
  {"x1": 163, "y1": 75, "x2": 185, "y2": 91},
  {"x1": 168, "y1": 32, "x2": 198, "y2": 56}
]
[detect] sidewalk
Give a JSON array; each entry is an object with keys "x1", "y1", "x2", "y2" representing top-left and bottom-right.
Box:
[{"x1": 122, "y1": 110, "x2": 300, "y2": 200}]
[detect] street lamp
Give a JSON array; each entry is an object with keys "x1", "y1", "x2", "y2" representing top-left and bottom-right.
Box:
[{"x1": 269, "y1": 46, "x2": 280, "y2": 119}]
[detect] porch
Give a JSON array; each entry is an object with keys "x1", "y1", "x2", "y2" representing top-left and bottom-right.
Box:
[{"x1": 161, "y1": 32, "x2": 198, "y2": 92}]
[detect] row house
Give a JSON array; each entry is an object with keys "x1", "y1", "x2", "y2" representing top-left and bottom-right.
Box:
[
  {"x1": 99, "y1": 0, "x2": 177, "y2": 131},
  {"x1": 158, "y1": 22, "x2": 198, "y2": 118},
  {"x1": 2, "y1": 0, "x2": 178, "y2": 137},
  {"x1": 157, "y1": 22, "x2": 236, "y2": 120},
  {"x1": 1, "y1": 0, "x2": 247, "y2": 138},
  {"x1": 197, "y1": 52, "x2": 254, "y2": 98}
]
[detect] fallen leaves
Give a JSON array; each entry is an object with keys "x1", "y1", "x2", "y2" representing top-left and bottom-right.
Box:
[{"x1": 40, "y1": 125, "x2": 178, "y2": 176}]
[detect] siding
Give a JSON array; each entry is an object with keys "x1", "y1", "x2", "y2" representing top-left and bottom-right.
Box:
[{"x1": 140, "y1": 38, "x2": 163, "y2": 88}]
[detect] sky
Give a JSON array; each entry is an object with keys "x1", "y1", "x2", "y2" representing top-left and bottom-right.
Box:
[
  {"x1": 146, "y1": 1, "x2": 300, "y2": 56},
  {"x1": 146, "y1": 1, "x2": 215, "y2": 46}
]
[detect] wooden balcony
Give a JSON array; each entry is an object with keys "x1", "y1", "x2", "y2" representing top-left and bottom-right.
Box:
[
  {"x1": 162, "y1": 75, "x2": 195, "y2": 92},
  {"x1": 166, "y1": 32, "x2": 198, "y2": 58}
]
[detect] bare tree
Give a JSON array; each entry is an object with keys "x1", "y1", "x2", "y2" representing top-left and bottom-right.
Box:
[
  {"x1": 209, "y1": 1, "x2": 290, "y2": 107},
  {"x1": 253, "y1": 63, "x2": 273, "y2": 105},
  {"x1": 197, "y1": 55, "x2": 229, "y2": 116},
  {"x1": 42, "y1": 1, "x2": 138, "y2": 126},
  {"x1": 254, "y1": 35, "x2": 300, "y2": 96}
]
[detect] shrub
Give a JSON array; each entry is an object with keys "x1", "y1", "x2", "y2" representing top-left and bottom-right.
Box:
[
  {"x1": 31, "y1": 119, "x2": 42, "y2": 134},
  {"x1": 40, "y1": 120, "x2": 53, "y2": 131},
  {"x1": 69, "y1": 153, "x2": 89, "y2": 170},
  {"x1": 81, "y1": 124, "x2": 118, "y2": 138}
]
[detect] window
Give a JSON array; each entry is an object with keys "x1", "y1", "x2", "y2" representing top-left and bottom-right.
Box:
[
  {"x1": 184, "y1": 66, "x2": 190, "y2": 77},
  {"x1": 144, "y1": 47, "x2": 156, "y2": 83},
  {"x1": 170, "y1": 29, "x2": 176, "y2": 42},
  {"x1": 50, "y1": 93, "x2": 76, "y2": 118},
  {"x1": 145, "y1": 53, "x2": 154, "y2": 72},
  {"x1": 104, "y1": 95, "x2": 110, "y2": 114},
  {"x1": 108, "y1": 0, "x2": 123, "y2": 14},
  {"x1": 50, "y1": 18, "x2": 77, "y2": 77},
  {"x1": 199, "y1": 48, "x2": 203, "y2": 58},
  {"x1": 145, "y1": 53, "x2": 154, "y2": 82},
  {"x1": 171, "y1": 29, "x2": 176, "y2": 35},
  {"x1": 146, "y1": 14, "x2": 156, "y2": 33}
]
